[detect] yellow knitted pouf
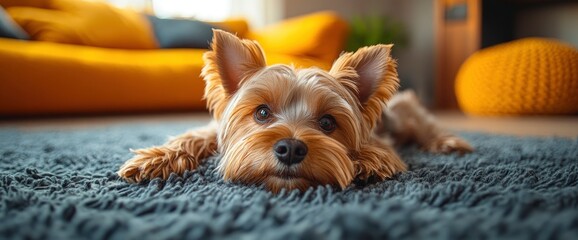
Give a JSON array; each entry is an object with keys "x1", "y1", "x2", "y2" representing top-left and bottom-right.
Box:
[{"x1": 455, "y1": 38, "x2": 578, "y2": 115}]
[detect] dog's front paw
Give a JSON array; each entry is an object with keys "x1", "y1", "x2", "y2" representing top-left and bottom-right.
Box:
[
  {"x1": 353, "y1": 143, "x2": 408, "y2": 186},
  {"x1": 426, "y1": 135, "x2": 473, "y2": 155},
  {"x1": 118, "y1": 146, "x2": 197, "y2": 183}
]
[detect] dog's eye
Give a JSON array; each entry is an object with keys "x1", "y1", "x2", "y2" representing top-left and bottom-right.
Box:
[
  {"x1": 318, "y1": 115, "x2": 336, "y2": 133},
  {"x1": 254, "y1": 105, "x2": 272, "y2": 123}
]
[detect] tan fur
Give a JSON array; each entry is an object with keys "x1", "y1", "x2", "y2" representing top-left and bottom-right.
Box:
[
  {"x1": 118, "y1": 29, "x2": 472, "y2": 192},
  {"x1": 377, "y1": 90, "x2": 473, "y2": 154},
  {"x1": 118, "y1": 122, "x2": 218, "y2": 182}
]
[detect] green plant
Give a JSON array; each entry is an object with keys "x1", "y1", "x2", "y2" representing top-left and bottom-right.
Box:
[{"x1": 345, "y1": 15, "x2": 408, "y2": 52}]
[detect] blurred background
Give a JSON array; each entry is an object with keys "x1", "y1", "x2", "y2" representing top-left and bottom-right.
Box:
[{"x1": 104, "y1": 0, "x2": 578, "y2": 108}]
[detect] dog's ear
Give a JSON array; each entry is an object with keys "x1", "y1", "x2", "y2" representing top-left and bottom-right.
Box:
[
  {"x1": 202, "y1": 29, "x2": 267, "y2": 119},
  {"x1": 329, "y1": 45, "x2": 399, "y2": 129},
  {"x1": 330, "y1": 44, "x2": 399, "y2": 104},
  {"x1": 205, "y1": 29, "x2": 266, "y2": 94}
]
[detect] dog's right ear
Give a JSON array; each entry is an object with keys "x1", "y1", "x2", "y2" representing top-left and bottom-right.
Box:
[{"x1": 202, "y1": 29, "x2": 267, "y2": 119}]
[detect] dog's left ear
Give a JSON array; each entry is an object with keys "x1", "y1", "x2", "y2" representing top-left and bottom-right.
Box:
[
  {"x1": 330, "y1": 44, "x2": 399, "y2": 104},
  {"x1": 330, "y1": 45, "x2": 399, "y2": 127}
]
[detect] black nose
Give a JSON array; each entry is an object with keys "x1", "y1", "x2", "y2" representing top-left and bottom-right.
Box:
[{"x1": 274, "y1": 138, "x2": 308, "y2": 166}]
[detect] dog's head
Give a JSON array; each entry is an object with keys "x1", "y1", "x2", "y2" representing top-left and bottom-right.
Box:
[{"x1": 202, "y1": 30, "x2": 399, "y2": 192}]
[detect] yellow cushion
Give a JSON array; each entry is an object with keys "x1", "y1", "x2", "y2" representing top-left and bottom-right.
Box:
[
  {"x1": 456, "y1": 38, "x2": 578, "y2": 115},
  {"x1": 247, "y1": 11, "x2": 348, "y2": 63},
  {"x1": 6, "y1": 0, "x2": 157, "y2": 49}
]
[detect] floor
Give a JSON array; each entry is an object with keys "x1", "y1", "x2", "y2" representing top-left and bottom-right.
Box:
[
  {"x1": 1, "y1": 111, "x2": 577, "y2": 138},
  {"x1": 434, "y1": 111, "x2": 578, "y2": 137}
]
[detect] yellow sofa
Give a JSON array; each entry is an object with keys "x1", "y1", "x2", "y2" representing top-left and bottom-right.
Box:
[{"x1": 0, "y1": 0, "x2": 348, "y2": 116}]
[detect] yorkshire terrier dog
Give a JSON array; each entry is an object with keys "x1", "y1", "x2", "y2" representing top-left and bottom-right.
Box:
[{"x1": 118, "y1": 30, "x2": 472, "y2": 192}]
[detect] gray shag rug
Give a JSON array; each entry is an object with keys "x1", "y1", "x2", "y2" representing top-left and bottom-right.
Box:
[{"x1": 1, "y1": 121, "x2": 577, "y2": 240}]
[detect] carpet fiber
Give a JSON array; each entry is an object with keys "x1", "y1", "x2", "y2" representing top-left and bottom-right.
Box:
[{"x1": 1, "y1": 122, "x2": 577, "y2": 239}]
